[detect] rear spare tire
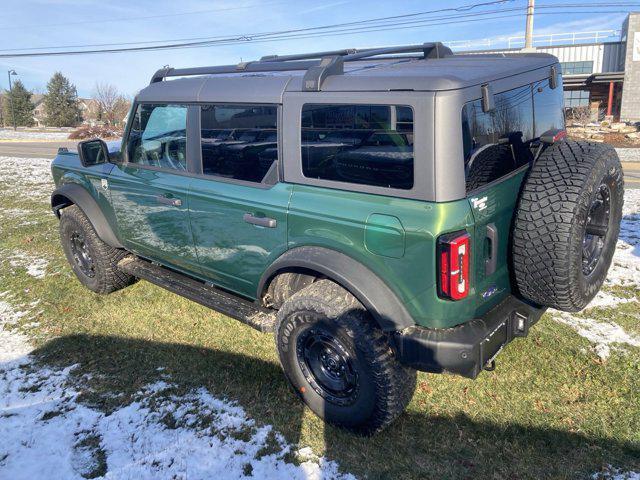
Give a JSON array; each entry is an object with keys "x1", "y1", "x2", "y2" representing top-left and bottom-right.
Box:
[{"x1": 513, "y1": 140, "x2": 623, "y2": 312}]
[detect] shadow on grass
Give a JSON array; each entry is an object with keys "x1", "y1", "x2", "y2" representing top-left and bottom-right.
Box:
[{"x1": 32, "y1": 334, "x2": 640, "y2": 480}]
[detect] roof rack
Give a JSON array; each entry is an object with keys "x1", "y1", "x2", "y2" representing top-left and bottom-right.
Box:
[{"x1": 149, "y1": 42, "x2": 453, "y2": 91}]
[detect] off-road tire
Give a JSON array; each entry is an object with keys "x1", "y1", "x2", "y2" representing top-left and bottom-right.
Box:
[
  {"x1": 274, "y1": 279, "x2": 416, "y2": 435},
  {"x1": 59, "y1": 204, "x2": 136, "y2": 294},
  {"x1": 512, "y1": 140, "x2": 624, "y2": 311}
]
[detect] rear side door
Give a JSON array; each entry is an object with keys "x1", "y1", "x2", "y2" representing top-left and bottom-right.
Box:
[
  {"x1": 187, "y1": 104, "x2": 291, "y2": 299},
  {"x1": 109, "y1": 103, "x2": 200, "y2": 273}
]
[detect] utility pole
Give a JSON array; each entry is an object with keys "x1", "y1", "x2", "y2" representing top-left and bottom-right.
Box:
[
  {"x1": 7, "y1": 70, "x2": 17, "y2": 131},
  {"x1": 523, "y1": 0, "x2": 535, "y2": 51}
]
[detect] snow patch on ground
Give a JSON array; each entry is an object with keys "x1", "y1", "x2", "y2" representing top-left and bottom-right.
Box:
[
  {"x1": 0, "y1": 292, "x2": 353, "y2": 479},
  {"x1": 614, "y1": 148, "x2": 640, "y2": 163},
  {"x1": 7, "y1": 251, "x2": 49, "y2": 279},
  {"x1": 0, "y1": 360, "x2": 354, "y2": 479},
  {"x1": 0, "y1": 156, "x2": 54, "y2": 203},
  {"x1": 604, "y1": 189, "x2": 640, "y2": 288},
  {"x1": 551, "y1": 189, "x2": 640, "y2": 359},
  {"x1": 0, "y1": 129, "x2": 70, "y2": 141},
  {"x1": 593, "y1": 466, "x2": 640, "y2": 480},
  {"x1": 0, "y1": 292, "x2": 33, "y2": 363},
  {"x1": 554, "y1": 312, "x2": 640, "y2": 360}
]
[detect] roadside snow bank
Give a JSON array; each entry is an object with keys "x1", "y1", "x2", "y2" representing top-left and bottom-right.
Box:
[{"x1": 0, "y1": 129, "x2": 69, "y2": 141}]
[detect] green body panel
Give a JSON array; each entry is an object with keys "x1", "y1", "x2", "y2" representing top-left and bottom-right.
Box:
[
  {"x1": 187, "y1": 179, "x2": 291, "y2": 299},
  {"x1": 288, "y1": 184, "x2": 499, "y2": 328},
  {"x1": 467, "y1": 168, "x2": 529, "y2": 316},
  {"x1": 51, "y1": 152, "x2": 119, "y2": 233},
  {"x1": 51, "y1": 151, "x2": 527, "y2": 330}
]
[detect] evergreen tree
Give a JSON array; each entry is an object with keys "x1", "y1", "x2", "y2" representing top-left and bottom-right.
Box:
[
  {"x1": 43, "y1": 72, "x2": 81, "y2": 127},
  {"x1": 3, "y1": 80, "x2": 35, "y2": 127}
]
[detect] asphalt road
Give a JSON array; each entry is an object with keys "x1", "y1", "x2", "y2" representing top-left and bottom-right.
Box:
[
  {"x1": 2, "y1": 140, "x2": 640, "y2": 188},
  {"x1": 0, "y1": 141, "x2": 78, "y2": 159}
]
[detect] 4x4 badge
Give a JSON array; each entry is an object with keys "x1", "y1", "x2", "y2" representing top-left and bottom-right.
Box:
[
  {"x1": 471, "y1": 196, "x2": 487, "y2": 211},
  {"x1": 101, "y1": 179, "x2": 109, "y2": 191}
]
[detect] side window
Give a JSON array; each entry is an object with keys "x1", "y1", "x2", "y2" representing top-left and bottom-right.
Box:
[
  {"x1": 200, "y1": 104, "x2": 278, "y2": 183},
  {"x1": 533, "y1": 78, "x2": 565, "y2": 136},
  {"x1": 462, "y1": 85, "x2": 534, "y2": 193},
  {"x1": 127, "y1": 104, "x2": 188, "y2": 171},
  {"x1": 300, "y1": 104, "x2": 414, "y2": 190}
]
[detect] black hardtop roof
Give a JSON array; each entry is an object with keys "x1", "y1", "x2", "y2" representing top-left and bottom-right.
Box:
[{"x1": 136, "y1": 43, "x2": 558, "y2": 104}]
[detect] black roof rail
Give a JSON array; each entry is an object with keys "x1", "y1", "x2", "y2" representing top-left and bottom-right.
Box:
[
  {"x1": 259, "y1": 48, "x2": 358, "y2": 62},
  {"x1": 149, "y1": 42, "x2": 453, "y2": 89}
]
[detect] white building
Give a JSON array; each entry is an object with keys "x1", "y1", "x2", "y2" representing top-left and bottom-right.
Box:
[{"x1": 452, "y1": 12, "x2": 640, "y2": 122}]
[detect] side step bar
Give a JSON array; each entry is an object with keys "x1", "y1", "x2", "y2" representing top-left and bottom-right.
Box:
[{"x1": 117, "y1": 256, "x2": 276, "y2": 333}]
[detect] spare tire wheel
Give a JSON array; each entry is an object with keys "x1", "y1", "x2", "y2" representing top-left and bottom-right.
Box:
[{"x1": 512, "y1": 140, "x2": 624, "y2": 312}]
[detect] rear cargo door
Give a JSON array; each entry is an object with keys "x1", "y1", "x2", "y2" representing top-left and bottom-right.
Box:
[
  {"x1": 462, "y1": 85, "x2": 535, "y2": 310},
  {"x1": 468, "y1": 169, "x2": 529, "y2": 309}
]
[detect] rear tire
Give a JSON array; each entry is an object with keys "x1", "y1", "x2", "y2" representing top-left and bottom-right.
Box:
[
  {"x1": 59, "y1": 205, "x2": 136, "y2": 294},
  {"x1": 274, "y1": 279, "x2": 416, "y2": 435},
  {"x1": 512, "y1": 140, "x2": 624, "y2": 311}
]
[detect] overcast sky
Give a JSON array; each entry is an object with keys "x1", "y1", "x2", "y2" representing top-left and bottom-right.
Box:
[{"x1": 0, "y1": 0, "x2": 633, "y2": 98}]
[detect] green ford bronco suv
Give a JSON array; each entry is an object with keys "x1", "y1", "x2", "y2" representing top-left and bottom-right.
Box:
[{"x1": 51, "y1": 42, "x2": 624, "y2": 434}]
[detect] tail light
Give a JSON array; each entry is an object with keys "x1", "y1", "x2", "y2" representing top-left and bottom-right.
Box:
[{"x1": 438, "y1": 231, "x2": 471, "y2": 300}]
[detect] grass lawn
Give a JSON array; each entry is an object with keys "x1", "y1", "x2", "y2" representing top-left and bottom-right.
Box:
[{"x1": 0, "y1": 155, "x2": 638, "y2": 479}]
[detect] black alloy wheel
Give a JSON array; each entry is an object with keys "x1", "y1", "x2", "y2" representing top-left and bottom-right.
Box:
[
  {"x1": 583, "y1": 182, "x2": 612, "y2": 276},
  {"x1": 296, "y1": 326, "x2": 360, "y2": 407},
  {"x1": 69, "y1": 230, "x2": 96, "y2": 278}
]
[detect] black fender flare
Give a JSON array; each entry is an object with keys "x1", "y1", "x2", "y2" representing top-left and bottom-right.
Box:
[
  {"x1": 51, "y1": 183, "x2": 123, "y2": 249},
  {"x1": 258, "y1": 246, "x2": 415, "y2": 332}
]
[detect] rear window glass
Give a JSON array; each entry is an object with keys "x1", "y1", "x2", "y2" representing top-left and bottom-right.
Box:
[
  {"x1": 300, "y1": 104, "x2": 414, "y2": 190},
  {"x1": 462, "y1": 78, "x2": 564, "y2": 194},
  {"x1": 533, "y1": 78, "x2": 565, "y2": 136}
]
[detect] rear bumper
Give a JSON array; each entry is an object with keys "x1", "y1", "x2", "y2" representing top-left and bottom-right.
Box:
[{"x1": 393, "y1": 296, "x2": 545, "y2": 379}]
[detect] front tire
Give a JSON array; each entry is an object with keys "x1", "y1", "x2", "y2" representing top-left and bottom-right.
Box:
[
  {"x1": 275, "y1": 280, "x2": 416, "y2": 434},
  {"x1": 59, "y1": 205, "x2": 136, "y2": 294}
]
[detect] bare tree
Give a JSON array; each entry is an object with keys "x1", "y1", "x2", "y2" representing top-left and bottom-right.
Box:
[{"x1": 93, "y1": 82, "x2": 130, "y2": 126}]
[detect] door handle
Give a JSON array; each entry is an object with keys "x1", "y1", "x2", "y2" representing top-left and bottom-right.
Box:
[
  {"x1": 243, "y1": 213, "x2": 276, "y2": 228},
  {"x1": 485, "y1": 223, "x2": 498, "y2": 276},
  {"x1": 156, "y1": 195, "x2": 182, "y2": 207}
]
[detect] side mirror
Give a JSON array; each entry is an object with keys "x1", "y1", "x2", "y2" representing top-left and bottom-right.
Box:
[{"x1": 78, "y1": 138, "x2": 110, "y2": 167}]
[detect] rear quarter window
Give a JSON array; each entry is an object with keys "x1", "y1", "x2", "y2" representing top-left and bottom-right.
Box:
[{"x1": 300, "y1": 104, "x2": 414, "y2": 190}]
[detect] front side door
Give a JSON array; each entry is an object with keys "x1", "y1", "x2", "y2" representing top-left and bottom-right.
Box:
[
  {"x1": 109, "y1": 103, "x2": 200, "y2": 273},
  {"x1": 188, "y1": 104, "x2": 290, "y2": 298}
]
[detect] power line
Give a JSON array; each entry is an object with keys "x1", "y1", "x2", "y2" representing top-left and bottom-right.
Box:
[
  {"x1": 0, "y1": 1, "x2": 291, "y2": 31},
  {"x1": 0, "y1": 4, "x2": 524, "y2": 53},
  {"x1": 0, "y1": 3, "x2": 636, "y2": 58}
]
